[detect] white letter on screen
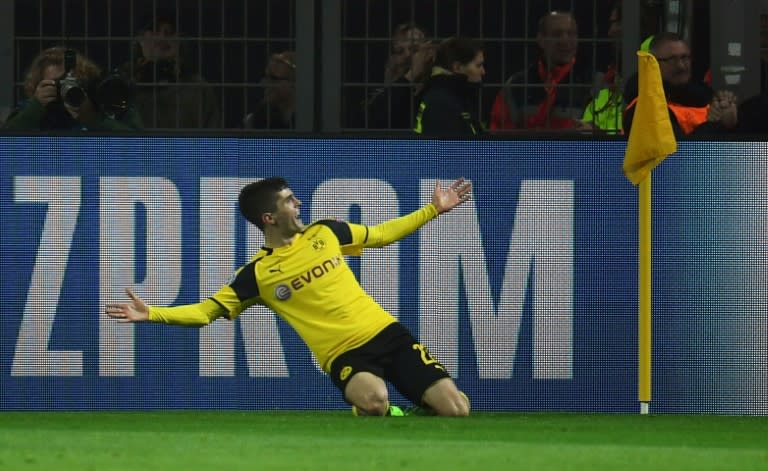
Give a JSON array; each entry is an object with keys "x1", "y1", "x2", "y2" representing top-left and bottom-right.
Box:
[
  {"x1": 11, "y1": 176, "x2": 83, "y2": 376},
  {"x1": 99, "y1": 177, "x2": 182, "y2": 376},
  {"x1": 419, "y1": 179, "x2": 573, "y2": 379}
]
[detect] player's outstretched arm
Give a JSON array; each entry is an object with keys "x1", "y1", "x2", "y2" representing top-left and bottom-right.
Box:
[
  {"x1": 359, "y1": 178, "x2": 473, "y2": 249},
  {"x1": 432, "y1": 178, "x2": 472, "y2": 214},
  {"x1": 105, "y1": 287, "x2": 149, "y2": 323},
  {"x1": 106, "y1": 287, "x2": 226, "y2": 326}
]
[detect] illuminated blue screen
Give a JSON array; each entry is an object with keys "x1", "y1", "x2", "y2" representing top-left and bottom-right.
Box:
[{"x1": 1, "y1": 137, "x2": 765, "y2": 414}]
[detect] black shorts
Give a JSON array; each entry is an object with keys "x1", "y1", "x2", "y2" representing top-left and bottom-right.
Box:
[{"x1": 329, "y1": 322, "x2": 451, "y2": 405}]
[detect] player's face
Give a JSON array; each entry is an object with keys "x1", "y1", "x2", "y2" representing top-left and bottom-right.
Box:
[{"x1": 269, "y1": 188, "x2": 305, "y2": 235}]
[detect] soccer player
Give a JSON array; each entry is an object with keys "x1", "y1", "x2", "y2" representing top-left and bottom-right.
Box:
[{"x1": 106, "y1": 177, "x2": 472, "y2": 417}]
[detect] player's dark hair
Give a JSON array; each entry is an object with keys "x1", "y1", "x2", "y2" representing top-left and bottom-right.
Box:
[{"x1": 238, "y1": 177, "x2": 288, "y2": 231}]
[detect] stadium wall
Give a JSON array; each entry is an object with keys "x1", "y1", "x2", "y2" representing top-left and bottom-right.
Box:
[{"x1": 1, "y1": 137, "x2": 766, "y2": 414}]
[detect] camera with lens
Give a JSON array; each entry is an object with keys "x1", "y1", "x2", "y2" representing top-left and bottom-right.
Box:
[
  {"x1": 94, "y1": 71, "x2": 134, "y2": 119},
  {"x1": 57, "y1": 49, "x2": 88, "y2": 108},
  {"x1": 56, "y1": 48, "x2": 133, "y2": 119}
]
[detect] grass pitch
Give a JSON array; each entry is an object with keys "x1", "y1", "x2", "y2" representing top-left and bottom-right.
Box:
[{"x1": 1, "y1": 411, "x2": 766, "y2": 470}]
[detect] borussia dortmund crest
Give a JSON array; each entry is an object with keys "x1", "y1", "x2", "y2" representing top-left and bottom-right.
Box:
[{"x1": 340, "y1": 366, "x2": 353, "y2": 381}]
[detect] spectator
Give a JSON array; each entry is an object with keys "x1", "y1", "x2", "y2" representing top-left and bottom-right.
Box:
[
  {"x1": 384, "y1": 24, "x2": 427, "y2": 83},
  {"x1": 123, "y1": 15, "x2": 220, "y2": 129},
  {"x1": 244, "y1": 52, "x2": 296, "y2": 130},
  {"x1": 409, "y1": 41, "x2": 440, "y2": 96},
  {"x1": 364, "y1": 24, "x2": 429, "y2": 129},
  {"x1": 623, "y1": 32, "x2": 731, "y2": 137},
  {"x1": 366, "y1": 38, "x2": 438, "y2": 129},
  {"x1": 3, "y1": 46, "x2": 140, "y2": 131},
  {"x1": 413, "y1": 37, "x2": 485, "y2": 136},
  {"x1": 582, "y1": 2, "x2": 624, "y2": 134},
  {"x1": 489, "y1": 11, "x2": 595, "y2": 131}
]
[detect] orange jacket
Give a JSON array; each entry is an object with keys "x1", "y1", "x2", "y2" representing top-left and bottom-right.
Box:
[{"x1": 624, "y1": 97, "x2": 709, "y2": 135}]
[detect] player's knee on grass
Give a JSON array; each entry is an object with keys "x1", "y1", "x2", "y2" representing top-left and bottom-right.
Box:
[
  {"x1": 437, "y1": 392, "x2": 470, "y2": 417},
  {"x1": 354, "y1": 390, "x2": 390, "y2": 416},
  {"x1": 422, "y1": 379, "x2": 470, "y2": 417},
  {"x1": 345, "y1": 372, "x2": 390, "y2": 416}
]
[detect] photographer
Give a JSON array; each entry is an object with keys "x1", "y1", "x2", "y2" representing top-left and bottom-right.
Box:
[{"x1": 3, "y1": 47, "x2": 141, "y2": 131}]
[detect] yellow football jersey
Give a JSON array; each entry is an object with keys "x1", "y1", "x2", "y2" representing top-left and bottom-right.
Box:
[{"x1": 149, "y1": 204, "x2": 438, "y2": 372}]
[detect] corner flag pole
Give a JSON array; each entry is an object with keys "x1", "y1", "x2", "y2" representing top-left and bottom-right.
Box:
[
  {"x1": 623, "y1": 50, "x2": 677, "y2": 415},
  {"x1": 638, "y1": 175, "x2": 652, "y2": 415}
]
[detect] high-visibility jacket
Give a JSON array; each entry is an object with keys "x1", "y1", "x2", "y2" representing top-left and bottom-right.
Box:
[
  {"x1": 624, "y1": 96, "x2": 709, "y2": 135},
  {"x1": 582, "y1": 87, "x2": 623, "y2": 134},
  {"x1": 667, "y1": 102, "x2": 710, "y2": 134}
]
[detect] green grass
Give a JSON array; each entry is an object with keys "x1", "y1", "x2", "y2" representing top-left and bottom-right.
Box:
[{"x1": 1, "y1": 412, "x2": 766, "y2": 470}]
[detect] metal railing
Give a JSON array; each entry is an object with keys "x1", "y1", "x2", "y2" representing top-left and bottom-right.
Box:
[{"x1": 1, "y1": 0, "x2": 763, "y2": 133}]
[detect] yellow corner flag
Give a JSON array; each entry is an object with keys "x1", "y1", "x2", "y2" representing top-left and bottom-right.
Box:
[{"x1": 622, "y1": 51, "x2": 677, "y2": 185}]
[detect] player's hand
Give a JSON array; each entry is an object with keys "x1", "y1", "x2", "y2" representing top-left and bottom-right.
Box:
[
  {"x1": 33, "y1": 79, "x2": 59, "y2": 106},
  {"x1": 432, "y1": 178, "x2": 472, "y2": 214},
  {"x1": 105, "y1": 288, "x2": 150, "y2": 323}
]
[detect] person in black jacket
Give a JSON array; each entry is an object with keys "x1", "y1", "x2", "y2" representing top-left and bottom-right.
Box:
[
  {"x1": 414, "y1": 37, "x2": 485, "y2": 136},
  {"x1": 364, "y1": 32, "x2": 439, "y2": 130},
  {"x1": 243, "y1": 51, "x2": 297, "y2": 130}
]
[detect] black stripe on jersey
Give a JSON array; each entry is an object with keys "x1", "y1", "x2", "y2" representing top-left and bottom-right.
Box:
[
  {"x1": 315, "y1": 219, "x2": 354, "y2": 245},
  {"x1": 230, "y1": 260, "x2": 260, "y2": 300},
  {"x1": 209, "y1": 297, "x2": 231, "y2": 320}
]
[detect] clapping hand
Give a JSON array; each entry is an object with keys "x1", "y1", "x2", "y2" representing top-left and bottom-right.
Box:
[{"x1": 709, "y1": 90, "x2": 738, "y2": 129}]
